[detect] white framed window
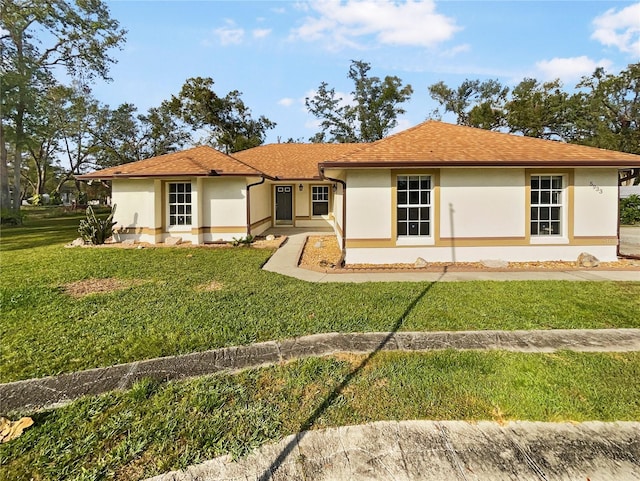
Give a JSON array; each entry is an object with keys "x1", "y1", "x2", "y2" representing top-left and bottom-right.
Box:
[
  {"x1": 397, "y1": 175, "x2": 431, "y2": 237},
  {"x1": 530, "y1": 175, "x2": 563, "y2": 236},
  {"x1": 311, "y1": 185, "x2": 329, "y2": 216},
  {"x1": 168, "y1": 182, "x2": 192, "y2": 226}
]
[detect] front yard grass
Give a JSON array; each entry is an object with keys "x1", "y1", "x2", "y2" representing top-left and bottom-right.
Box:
[
  {"x1": 1, "y1": 213, "x2": 640, "y2": 383},
  {"x1": 1, "y1": 351, "x2": 639, "y2": 480}
]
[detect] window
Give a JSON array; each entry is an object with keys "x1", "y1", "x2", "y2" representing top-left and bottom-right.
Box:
[
  {"x1": 168, "y1": 182, "x2": 192, "y2": 226},
  {"x1": 397, "y1": 175, "x2": 431, "y2": 237},
  {"x1": 530, "y1": 175, "x2": 562, "y2": 236},
  {"x1": 312, "y1": 185, "x2": 329, "y2": 216}
]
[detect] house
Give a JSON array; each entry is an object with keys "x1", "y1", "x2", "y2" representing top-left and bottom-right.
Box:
[{"x1": 77, "y1": 121, "x2": 640, "y2": 264}]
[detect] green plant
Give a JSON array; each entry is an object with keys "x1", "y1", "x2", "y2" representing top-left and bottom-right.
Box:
[
  {"x1": 51, "y1": 192, "x2": 62, "y2": 205},
  {"x1": 77, "y1": 192, "x2": 88, "y2": 205},
  {"x1": 30, "y1": 194, "x2": 44, "y2": 206},
  {"x1": 231, "y1": 234, "x2": 255, "y2": 247},
  {"x1": 620, "y1": 194, "x2": 640, "y2": 225},
  {"x1": 0, "y1": 209, "x2": 26, "y2": 225},
  {"x1": 78, "y1": 204, "x2": 117, "y2": 245}
]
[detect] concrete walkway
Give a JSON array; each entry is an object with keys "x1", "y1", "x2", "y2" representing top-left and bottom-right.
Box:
[
  {"x1": 262, "y1": 230, "x2": 640, "y2": 282},
  {"x1": 146, "y1": 420, "x2": 640, "y2": 481},
  {"x1": 3, "y1": 329, "x2": 640, "y2": 412}
]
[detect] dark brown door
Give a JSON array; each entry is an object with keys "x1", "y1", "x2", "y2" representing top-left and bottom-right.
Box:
[{"x1": 275, "y1": 185, "x2": 293, "y2": 225}]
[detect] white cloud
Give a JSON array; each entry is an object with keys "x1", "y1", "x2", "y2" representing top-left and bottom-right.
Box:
[
  {"x1": 440, "y1": 44, "x2": 470, "y2": 58},
  {"x1": 591, "y1": 3, "x2": 640, "y2": 54},
  {"x1": 253, "y1": 28, "x2": 272, "y2": 39},
  {"x1": 536, "y1": 56, "x2": 613, "y2": 83},
  {"x1": 389, "y1": 117, "x2": 412, "y2": 135},
  {"x1": 278, "y1": 97, "x2": 295, "y2": 107},
  {"x1": 214, "y1": 20, "x2": 245, "y2": 45},
  {"x1": 291, "y1": 0, "x2": 460, "y2": 49}
]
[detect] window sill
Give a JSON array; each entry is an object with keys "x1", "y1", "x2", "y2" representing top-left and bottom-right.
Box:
[
  {"x1": 395, "y1": 236, "x2": 435, "y2": 246},
  {"x1": 530, "y1": 236, "x2": 569, "y2": 245}
]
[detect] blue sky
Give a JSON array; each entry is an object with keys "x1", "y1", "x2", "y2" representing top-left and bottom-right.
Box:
[{"x1": 94, "y1": 0, "x2": 640, "y2": 144}]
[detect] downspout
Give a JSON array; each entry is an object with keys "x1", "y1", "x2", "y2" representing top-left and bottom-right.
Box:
[
  {"x1": 617, "y1": 179, "x2": 621, "y2": 258},
  {"x1": 320, "y1": 166, "x2": 347, "y2": 266},
  {"x1": 246, "y1": 176, "x2": 265, "y2": 237}
]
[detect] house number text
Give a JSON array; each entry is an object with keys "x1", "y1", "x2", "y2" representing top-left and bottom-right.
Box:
[{"x1": 589, "y1": 181, "x2": 603, "y2": 194}]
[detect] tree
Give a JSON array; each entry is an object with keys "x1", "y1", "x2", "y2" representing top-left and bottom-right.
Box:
[
  {"x1": 52, "y1": 84, "x2": 102, "y2": 195},
  {"x1": 89, "y1": 102, "x2": 191, "y2": 168},
  {"x1": 0, "y1": 0, "x2": 126, "y2": 213},
  {"x1": 19, "y1": 81, "x2": 67, "y2": 198},
  {"x1": 166, "y1": 77, "x2": 275, "y2": 154},
  {"x1": 505, "y1": 78, "x2": 574, "y2": 140},
  {"x1": 575, "y1": 64, "x2": 640, "y2": 152},
  {"x1": 138, "y1": 105, "x2": 191, "y2": 159},
  {"x1": 306, "y1": 60, "x2": 413, "y2": 143},
  {"x1": 428, "y1": 78, "x2": 508, "y2": 130},
  {"x1": 575, "y1": 64, "x2": 640, "y2": 184}
]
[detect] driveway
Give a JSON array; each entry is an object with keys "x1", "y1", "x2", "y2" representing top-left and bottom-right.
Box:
[
  {"x1": 620, "y1": 225, "x2": 640, "y2": 257},
  {"x1": 146, "y1": 420, "x2": 640, "y2": 481}
]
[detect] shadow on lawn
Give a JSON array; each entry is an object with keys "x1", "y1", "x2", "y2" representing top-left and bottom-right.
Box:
[
  {"x1": 257, "y1": 273, "x2": 444, "y2": 480},
  {"x1": 0, "y1": 216, "x2": 83, "y2": 251}
]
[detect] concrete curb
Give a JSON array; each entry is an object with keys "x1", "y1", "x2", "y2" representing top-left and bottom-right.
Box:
[
  {"x1": 144, "y1": 420, "x2": 640, "y2": 481},
  {"x1": 2, "y1": 328, "x2": 640, "y2": 413}
]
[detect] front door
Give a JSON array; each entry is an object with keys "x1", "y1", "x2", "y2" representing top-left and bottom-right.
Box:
[{"x1": 275, "y1": 185, "x2": 293, "y2": 225}]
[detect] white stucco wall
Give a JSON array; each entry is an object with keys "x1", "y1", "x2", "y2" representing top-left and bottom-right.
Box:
[
  {"x1": 333, "y1": 183, "x2": 344, "y2": 248},
  {"x1": 112, "y1": 179, "x2": 157, "y2": 229},
  {"x1": 346, "y1": 170, "x2": 392, "y2": 239},
  {"x1": 345, "y1": 244, "x2": 618, "y2": 264},
  {"x1": 201, "y1": 178, "x2": 247, "y2": 241},
  {"x1": 249, "y1": 181, "x2": 271, "y2": 235},
  {"x1": 343, "y1": 166, "x2": 620, "y2": 264},
  {"x1": 296, "y1": 184, "x2": 309, "y2": 218},
  {"x1": 111, "y1": 179, "x2": 161, "y2": 243},
  {"x1": 440, "y1": 169, "x2": 525, "y2": 238},
  {"x1": 573, "y1": 168, "x2": 618, "y2": 238}
]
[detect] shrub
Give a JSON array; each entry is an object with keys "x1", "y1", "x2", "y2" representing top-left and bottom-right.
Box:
[
  {"x1": 30, "y1": 194, "x2": 43, "y2": 206},
  {"x1": 78, "y1": 204, "x2": 117, "y2": 245},
  {"x1": 0, "y1": 209, "x2": 26, "y2": 226},
  {"x1": 620, "y1": 195, "x2": 640, "y2": 225},
  {"x1": 231, "y1": 235, "x2": 255, "y2": 247}
]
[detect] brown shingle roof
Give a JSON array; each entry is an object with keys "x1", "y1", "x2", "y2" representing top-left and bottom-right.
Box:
[
  {"x1": 234, "y1": 143, "x2": 363, "y2": 179},
  {"x1": 322, "y1": 121, "x2": 640, "y2": 167},
  {"x1": 76, "y1": 145, "x2": 261, "y2": 180}
]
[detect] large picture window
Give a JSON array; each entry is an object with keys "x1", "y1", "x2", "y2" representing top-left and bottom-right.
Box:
[
  {"x1": 397, "y1": 175, "x2": 431, "y2": 237},
  {"x1": 168, "y1": 182, "x2": 192, "y2": 226},
  {"x1": 312, "y1": 185, "x2": 329, "y2": 216},
  {"x1": 530, "y1": 175, "x2": 562, "y2": 236}
]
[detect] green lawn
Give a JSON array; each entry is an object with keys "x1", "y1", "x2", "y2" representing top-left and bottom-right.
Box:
[
  {"x1": 1, "y1": 212, "x2": 640, "y2": 383},
  {"x1": 1, "y1": 351, "x2": 639, "y2": 481},
  {"x1": 2, "y1": 213, "x2": 640, "y2": 480}
]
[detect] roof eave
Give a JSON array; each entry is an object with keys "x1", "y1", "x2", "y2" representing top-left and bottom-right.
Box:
[
  {"x1": 319, "y1": 160, "x2": 640, "y2": 169},
  {"x1": 77, "y1": 171, "x2": 265, "y2": 180}
]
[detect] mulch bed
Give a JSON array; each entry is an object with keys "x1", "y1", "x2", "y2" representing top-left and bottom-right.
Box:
[
  {"x1": 299, "y1": 236, "x2": 640, "y2": 273},
  {"x1": 67, "y1": 235, "x2": 287, "y2": 250}
]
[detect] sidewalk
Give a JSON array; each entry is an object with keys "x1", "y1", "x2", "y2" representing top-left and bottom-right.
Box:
[
  {"x1": 146, "y1": 419, "x2": 640, "y2": 481},
  {"x1": 3, "y1": 329, "x2": 640, "y2": 412},
  {"x1": 262, "y1": 231, "x2": 640, "y2": 282}
]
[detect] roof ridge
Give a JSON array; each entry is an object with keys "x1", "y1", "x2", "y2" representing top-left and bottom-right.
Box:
[
  {"x1": 329, "y1": 121, "x2": 438, "y2": 162},
  {"x1": 227, "y1": 149, "x2": 269, "y2": 177}
]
